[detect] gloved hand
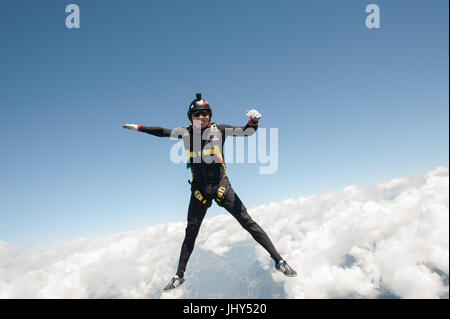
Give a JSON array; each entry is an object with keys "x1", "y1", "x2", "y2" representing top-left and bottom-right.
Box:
[
  {"x1": 122, "y1": 124, "x2": 141, "y2": 131},
  {"x1": 246, "y1": 109, "x2": 262, "y2": 121}
]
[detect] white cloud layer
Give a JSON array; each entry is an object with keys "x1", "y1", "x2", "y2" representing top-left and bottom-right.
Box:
[{"x1": 0, "y1": 166, "x2": 448, "y2": 298}]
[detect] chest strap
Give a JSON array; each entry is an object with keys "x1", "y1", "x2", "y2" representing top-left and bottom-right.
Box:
[{"x1": 184, "y1": 123, "x2": 227, "y2": 175}]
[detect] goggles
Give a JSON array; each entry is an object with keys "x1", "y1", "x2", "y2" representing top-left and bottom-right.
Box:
[{"x1": 191, "y1": 110, "x2": 210, "y2": 117}]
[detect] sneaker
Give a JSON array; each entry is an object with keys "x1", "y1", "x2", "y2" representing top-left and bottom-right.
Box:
[
  {"x1": 163, "y1": 275, "x2": 185, "y2": 292},
  {"x1": 275, "y1": 260, "x2": 297, "y2": 277}
]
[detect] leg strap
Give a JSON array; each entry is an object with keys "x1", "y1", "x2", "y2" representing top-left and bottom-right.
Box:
[
  {"x1": 189, "y1": 180, "x2": 212, "y2": 208},
  {"x1": 214, "y1": 176, "x2": 231, "y2": 207}
]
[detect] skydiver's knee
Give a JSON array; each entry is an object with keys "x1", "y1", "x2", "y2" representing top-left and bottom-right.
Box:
[
  {"x1": 238, "y1": 214, "x2": 256, "y2": 229},
  {"x1": 186, "y1": 221, "x2": 200, "y2": 236}
]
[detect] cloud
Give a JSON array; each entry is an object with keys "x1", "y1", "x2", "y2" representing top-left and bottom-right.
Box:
[{"x1": 0, "y1": 166, "x2": 448, "y2": 298}]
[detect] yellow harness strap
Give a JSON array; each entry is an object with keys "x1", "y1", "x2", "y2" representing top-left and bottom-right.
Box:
[
  {"x1": 184, "y1": 123, "x2": 227, "y2": 176},
  {"x1": 185, "y1": 123, "x2": 230, "y2": 207}
]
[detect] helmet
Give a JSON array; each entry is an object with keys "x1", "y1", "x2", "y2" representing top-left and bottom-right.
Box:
[{"x1": 187, "y1": 93, "x2": 212, "y2": 122}]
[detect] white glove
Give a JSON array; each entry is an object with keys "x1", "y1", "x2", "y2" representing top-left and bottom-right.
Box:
[
  {"x1": 246, "y1": 109, "x2": 261, "y2": 121},
  {"x1": 123, "y1": 124, "x2": 139, "y2": 131}
]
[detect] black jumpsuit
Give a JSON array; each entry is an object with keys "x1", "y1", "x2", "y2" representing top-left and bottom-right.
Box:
[{"x1": 140, "y1": 121, "x2": 282, "y2": 278}]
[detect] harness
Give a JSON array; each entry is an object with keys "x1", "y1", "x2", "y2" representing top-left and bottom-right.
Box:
[{"x1": 184, "y1": 123, "x2": 230, "y2": 207}]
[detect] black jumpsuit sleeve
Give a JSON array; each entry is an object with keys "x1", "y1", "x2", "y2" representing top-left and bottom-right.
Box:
[
  {"x1": 139, "y1": 126, "x2": 187, "y2": 139},
  {"x1": 217, "y1": 121, "x2": 258, "y2": 138}
]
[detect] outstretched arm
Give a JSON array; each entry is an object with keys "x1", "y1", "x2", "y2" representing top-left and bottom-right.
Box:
[
  {"x1": 218, "y1": 109, "x2": 262, "y2": 137},
  {"x1": 122, "y1": 124, "x2": 181, "y2": 137}
]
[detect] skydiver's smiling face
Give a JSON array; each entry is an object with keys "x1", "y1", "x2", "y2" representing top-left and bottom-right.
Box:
[{"x1": 191, "y1": 110, "x2": 210, "y2": 130}]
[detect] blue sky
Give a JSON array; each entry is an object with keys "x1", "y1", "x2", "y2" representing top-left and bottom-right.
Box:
[{"x1": 0, "y1": 0, "x2": 448, "y2": 246}]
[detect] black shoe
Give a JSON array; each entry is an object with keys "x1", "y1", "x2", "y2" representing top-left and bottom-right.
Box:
[
  {"x1": 275, "y1": 260, "x2": 297, "y2": 277},
  {"x1": 163, "y1": 275, "x2": 185, "y2": 292}
]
